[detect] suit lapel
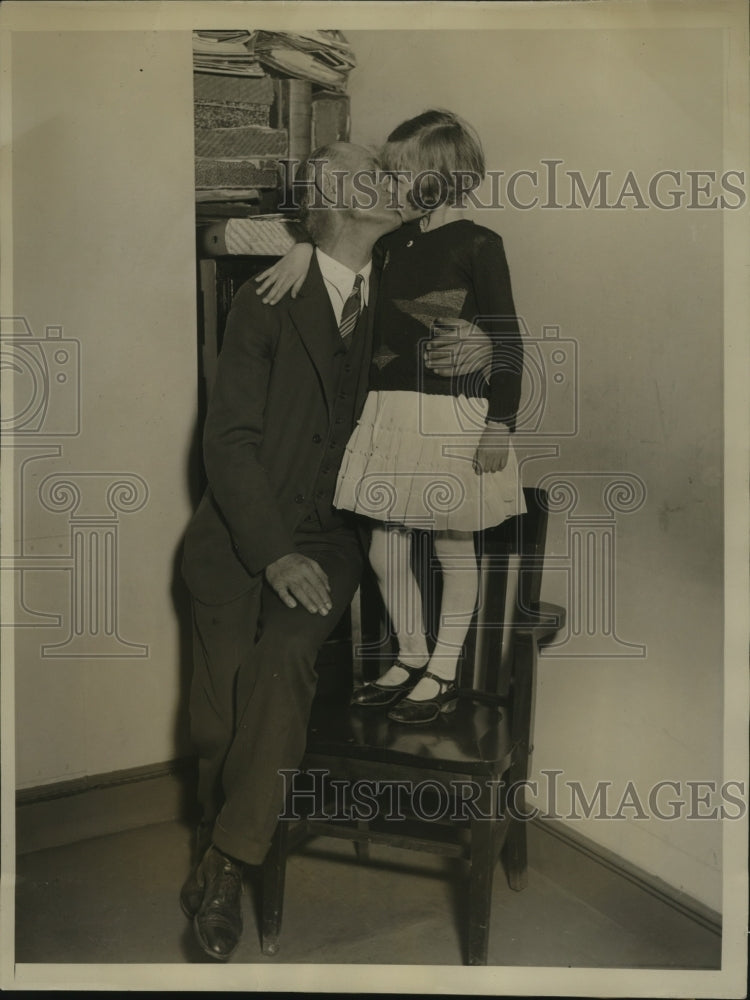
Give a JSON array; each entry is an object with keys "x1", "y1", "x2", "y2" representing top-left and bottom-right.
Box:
[
  {"x1": 287, "y1": 255, "x2": 339, "y2": 415},
  {"x1": 288, "y1": 253, "x2": 378, "y2": 418},
  {"x1": 354, "y1": 267, "x2": 378, "y2": 413}
]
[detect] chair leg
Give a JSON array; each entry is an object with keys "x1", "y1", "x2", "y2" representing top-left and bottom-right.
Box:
[
  {"x1": 504, "y1": 630, "x2": 536, "y2": 892},
  {"x1": 503, "y1": 815, "x2": 528, "y2": 891},
  {"x1": 467, "y1": 798, "x2": 498, "y2": 966},
  {"x1": 504, "y1": 745, "x2": 531, "y2": 891},
  {"x1": 261, "y1": 819, "x2": 289, "y2": 956},
  {"x1": 354, "y1": 819, "x2": 370, "y2": 862}
]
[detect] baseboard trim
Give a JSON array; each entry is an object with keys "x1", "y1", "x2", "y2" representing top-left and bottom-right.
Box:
[
  {"x1": 15, "y1": 759, "x2": 722, "y2": 937},
  {"x1": 531, "y1": 816, "x2": 722, "y2": 937},
  {"x1": 15, "y1": 758, "x2": 197, "y2": 856},
  {"x1": 16, "y1": 758, "x2": 195, "y2": 805}
]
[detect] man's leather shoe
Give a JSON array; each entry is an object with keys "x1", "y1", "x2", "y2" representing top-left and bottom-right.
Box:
[
  {"x1": 179, "y1": 821, "x2": 214, "y2": 918},
  {"x1": 190, "y1": 845, "x2": 244, "y2": 961},
  {"x1": 180, "y1": 862, "x2": 203, "y2": 919}
]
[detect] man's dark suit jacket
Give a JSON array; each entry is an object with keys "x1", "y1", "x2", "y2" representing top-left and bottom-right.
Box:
[{"x1": 182, "y1": 255, "x2": 376, "y2": 606}]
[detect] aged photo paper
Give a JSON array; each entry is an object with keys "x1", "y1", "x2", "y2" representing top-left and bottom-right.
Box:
[{"x1": 1, "y1": 1, "x2": 748, "y2": 995}]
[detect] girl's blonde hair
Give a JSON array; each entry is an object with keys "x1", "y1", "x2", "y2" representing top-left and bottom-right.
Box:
[{"x1": 380, "y1": 109, "x2": 485, "y2": 209}]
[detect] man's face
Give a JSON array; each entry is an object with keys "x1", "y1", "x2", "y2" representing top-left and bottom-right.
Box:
[{"x1": 339, "y1": 155, "x2": 402, "y2": 235}]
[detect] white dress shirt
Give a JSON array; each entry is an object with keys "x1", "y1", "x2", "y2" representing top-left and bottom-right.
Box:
[{"x1": 315, "y1": 248, "x2": 372, "y2": 328}]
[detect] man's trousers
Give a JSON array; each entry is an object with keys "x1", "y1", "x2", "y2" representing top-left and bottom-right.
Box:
[{"x1": 189, "y1": 524, "x2": 364, "y2": 865}]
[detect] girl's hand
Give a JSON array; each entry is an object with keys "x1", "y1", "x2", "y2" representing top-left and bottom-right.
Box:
[
  {"x1": 473, "y1": 422, "x2": 510, "y2": 474},
  {"x1": 254, "y1": 243, "x2": 314, "y2": 304}
]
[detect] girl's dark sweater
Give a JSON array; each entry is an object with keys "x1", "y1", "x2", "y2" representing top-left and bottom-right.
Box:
[{"x1": 370, "y1": 219, "x2": 524, "y2": 430}]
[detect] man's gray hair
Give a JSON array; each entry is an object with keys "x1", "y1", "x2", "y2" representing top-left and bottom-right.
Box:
[{"x1": 295, "y1": 142, "x2": 380, "y2": 243}]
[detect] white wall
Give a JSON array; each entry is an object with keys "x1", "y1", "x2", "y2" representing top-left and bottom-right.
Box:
[
  {"x1": 10, "y1": 32, "x2": 198, "y2": 785},
  {"x1": 348, "y1": 28, "x2": 724, "y2": 909}
]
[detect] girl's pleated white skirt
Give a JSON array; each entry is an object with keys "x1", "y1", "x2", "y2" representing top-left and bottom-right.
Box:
[{"x1": 334, "y1": 390, "x2": 525, "y2": 531}]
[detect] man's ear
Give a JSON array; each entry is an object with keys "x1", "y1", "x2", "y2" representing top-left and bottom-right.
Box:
[{"x1": 318, "y1": 167, "x2": 341, "y2": 208}]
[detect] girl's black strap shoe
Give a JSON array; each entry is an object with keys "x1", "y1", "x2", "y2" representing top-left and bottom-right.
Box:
[
  {"x1": 350, "y1": 660, "x2": 428, "y2": 708},
  {"x1": 386, "y1": 671, "x2": 459, "y2": 725}
]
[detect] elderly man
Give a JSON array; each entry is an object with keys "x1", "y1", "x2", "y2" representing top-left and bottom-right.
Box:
[{"x1": 179, "y1": 142, "x2": 491, "y2": 961}]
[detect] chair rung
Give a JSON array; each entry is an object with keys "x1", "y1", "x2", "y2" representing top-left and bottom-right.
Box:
[
  {"x1": 460, "y1": 688, "x2": 510, "y2": 709},
  {"x1": 286, "y1": 820, "x2": 311, "y2": 851},
  {"x1": 304, "y1": 820, "x2": 467, "y2": 858}
]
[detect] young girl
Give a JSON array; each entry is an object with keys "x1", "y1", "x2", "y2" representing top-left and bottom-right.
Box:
[{"x1": 256, "y1": 110, "x2": 525, "y2": 725}]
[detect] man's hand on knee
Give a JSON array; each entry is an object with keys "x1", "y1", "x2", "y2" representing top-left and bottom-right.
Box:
[{"x1": 265, "y1": 553, "x2": 333, "y2": 615}]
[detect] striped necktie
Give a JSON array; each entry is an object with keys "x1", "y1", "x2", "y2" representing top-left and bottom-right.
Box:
[{"x1": 339, "y1": 273, "x2": 364, "y2": 349}]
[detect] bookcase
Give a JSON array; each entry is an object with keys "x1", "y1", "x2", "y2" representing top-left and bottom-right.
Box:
[
  {"x1": 193, "y1": 32, "x2": 357, "y2": 690},
  {"x1": 193, "y1": 31, "x2": 354, "y2": 404},
  {"x1": 197, "y1": 256, "x2": 274, "y2": 402}
]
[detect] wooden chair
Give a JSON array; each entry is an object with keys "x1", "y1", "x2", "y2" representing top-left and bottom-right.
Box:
[{"x1": 260, "y1": 486, "x2": 565, "y2": 965}]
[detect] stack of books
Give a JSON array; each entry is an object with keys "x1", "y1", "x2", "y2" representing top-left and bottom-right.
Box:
[
  {"x1": 192, "y1": 30, "x2": 264, "y2": 76},
  {"x1": 194, "y1": 31, "x2": 284, "y2": 208},
  {"x1": 194, "y1": 29, "x2": 356, "y2": 254},
  {"x1": 250, "y1": 31, "x2": 356, "y2": 92}
]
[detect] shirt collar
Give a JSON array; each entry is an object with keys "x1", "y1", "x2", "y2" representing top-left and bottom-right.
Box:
[{"x1": 315, "y1": 247, "x2": 371, "y2": 308}]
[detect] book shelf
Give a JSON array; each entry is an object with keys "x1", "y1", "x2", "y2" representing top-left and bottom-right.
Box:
[{"x1": 193, "y1": 30, "x2": 354, "y2": 404}]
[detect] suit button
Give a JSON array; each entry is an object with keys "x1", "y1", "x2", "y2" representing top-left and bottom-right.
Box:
[
  {"x1": 312, "y1": 433, "x2": 322, "y2": 443},
  {"x1": 344, "y1": 364, "x2": 352, "y2": 373},
  {"x1": 295, "y1": 494, "x2": 304, "y2": 504}
]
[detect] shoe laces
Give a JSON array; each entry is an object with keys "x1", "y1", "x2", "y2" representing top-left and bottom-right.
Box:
[{"x1": 204, "y1": 854, "x2": 242, "y2": 906}]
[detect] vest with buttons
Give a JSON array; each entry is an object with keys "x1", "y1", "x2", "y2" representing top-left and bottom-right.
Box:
[{"x1": 297, "y1": 304, "x2": 370, "y2": 532}]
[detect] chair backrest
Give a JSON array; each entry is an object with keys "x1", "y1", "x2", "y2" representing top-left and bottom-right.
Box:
[{"x1": 356, "y1": 487, "x2": 549, "y2": 699}]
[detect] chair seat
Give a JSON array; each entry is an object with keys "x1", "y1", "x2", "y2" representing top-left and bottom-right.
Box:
[{"x1": 305, "y1": 694, "x2": 513, "y2": 776}]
